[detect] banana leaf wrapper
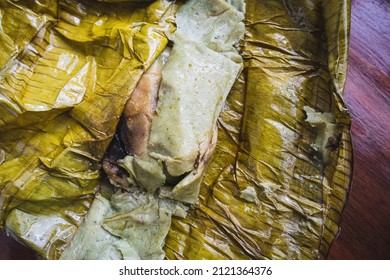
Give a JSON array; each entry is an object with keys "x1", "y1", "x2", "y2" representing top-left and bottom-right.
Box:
[
  {"x1": 0, "y1": 0, "x2": 352, "y2": 260},
  {"x1": 164, "y1": 0, "x2": 352, "y2": 260},
  {"x1": 0, "y1": 0, "x2": 177, "y2": 259}
]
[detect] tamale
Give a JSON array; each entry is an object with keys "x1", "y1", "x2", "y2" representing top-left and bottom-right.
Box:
[{"x1": 61, "y1": 0, "x2": 246, "y2": 259}]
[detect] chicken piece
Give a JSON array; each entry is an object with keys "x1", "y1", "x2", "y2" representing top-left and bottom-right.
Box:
[
  {"x1": 103, "y1": 50, "x2": 170, "y2": 188},
  {"x1": 121, "y1": 49, "x2": 171, "y2": 157}
]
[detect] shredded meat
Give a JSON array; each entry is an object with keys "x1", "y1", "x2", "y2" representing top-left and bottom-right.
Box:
[{"x1": 102, "y1": 160, "x2": 130, "y2": 188}]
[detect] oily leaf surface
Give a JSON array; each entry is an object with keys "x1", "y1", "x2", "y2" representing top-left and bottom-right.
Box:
[
  {"x1": 164, "y1": 0, "x2": 352, "y2": 260},
  {"x1": 0, "y1": 0, "x2": 352, "y2": 260},
  {"x1": 0, "y1": 0, "x2": 176, "y2": 259}
]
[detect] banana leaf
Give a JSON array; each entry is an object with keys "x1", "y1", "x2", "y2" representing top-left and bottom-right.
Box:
[
  {"x1": 0, "y1": 0, "x2": 352, "y2": 260},
  {"x1": 164, "y1": 0, "x2": 352, "y2": 260},
  {"x1": 0, "y1": 0, "x2": 177, "y2": 259}
]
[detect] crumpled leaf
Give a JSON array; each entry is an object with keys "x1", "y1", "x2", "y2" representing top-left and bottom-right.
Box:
[
  {"x1": 164, "y1": 0, "x2": 352, "y2": 260},
  {"x1": 0, "y1": 0, "x2": 352, "y2": 260},
  {"x1": 0, "y1": 0, "x2": 177, "y2": 259}
]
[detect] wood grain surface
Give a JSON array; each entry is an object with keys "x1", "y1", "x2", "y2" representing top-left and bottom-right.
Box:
[
  {"x1": 0, "y1": 0, "x2": 389, "y2": 260},
  {"x1": 327, "y1": 0, "x2": 390, "y2": 260}
]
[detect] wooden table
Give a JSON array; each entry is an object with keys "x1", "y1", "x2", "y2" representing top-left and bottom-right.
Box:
[
  {"x1": 327, "y1": 0, "x2": 390, "y2": 260},
  {"x1": 0, "y1": 0, "x2": 389, "y2": 260}
]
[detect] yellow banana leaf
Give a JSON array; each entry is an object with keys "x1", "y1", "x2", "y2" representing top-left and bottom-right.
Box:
[
  {"x1": 0, "y1": 0, "x2": 352, "y2": 260},
  {"x1": 0, "y1": 0, "x2": 177, "y2": 259},
  {"x1": 165, "y1": 0, "x2": 352, "y2": 260}
]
